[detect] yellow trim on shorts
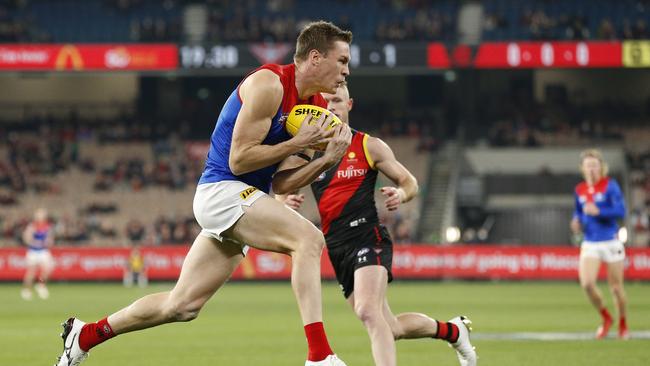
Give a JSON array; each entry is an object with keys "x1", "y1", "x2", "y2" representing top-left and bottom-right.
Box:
[{"x1": 362, "y1": 134, "x2": 376, "y2": 170}]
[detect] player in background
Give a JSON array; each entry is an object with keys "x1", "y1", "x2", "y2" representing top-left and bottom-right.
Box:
[
  {"x1": 123, "y1": 244, "x2": 147, "y2": 288},
  {"x1": 55, "y1": 21, "x2": 352, "y2": 366},
  {"x1": 571, "y1": 149, "x2": 628, "y2": 339},
  {"x1": 277, "y1": 83, "x2": 477, "y2": 366},
  {"x1": 21, "y1": 207, "x2": 55, "y2": 300}
]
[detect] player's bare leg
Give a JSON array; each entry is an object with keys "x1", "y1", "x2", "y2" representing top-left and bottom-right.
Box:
[
  {"x1": 35, "y1": 260, "x2": 54, "y2": 299},
  {"x1": 348, "y1": 266, "x2": 395, "y2": 366},
  {"x1": 108, "y1": 235, "x2": 243, "y2": 332},
  {"x1": 348, "y1": 266, "x2": 476, "y2": 366},
  {"x1": 21, "y1": 263, "x2": 37, "y2": 300},
  {"x1": 606, "y1": 260, "x2": 628, "y2": 339},
  {"x1": 381, "y1": 300, "x2": 438, "y2": 340},
  {"x1": 228, "y1": 196, "x2": 342, "y2": 364},
  {"x1": 579, "y1": 255, "x2": 612, "y2": 338},
  {"x1": 55, "y1": 235, "x2": 243, "y2": 366}
]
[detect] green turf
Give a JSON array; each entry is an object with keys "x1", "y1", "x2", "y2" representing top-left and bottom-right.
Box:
[{"x1": 1, "y1": 281, "x2": 649, "y2": 365}]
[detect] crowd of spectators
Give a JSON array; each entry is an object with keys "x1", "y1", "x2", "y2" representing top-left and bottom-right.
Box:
[
  {"x1": 1, "y1": 212, "x2": 200, "y2": 246},
  {"x1": 0, "y1": 116, "x2": 204, "y2": 246},
  {"x1": 1, "y1": 0, "x2": 457, "y2": 43},
  {"x1": 484, "y1": 1, "x2": 650, "y2": 41},
  {"x1": 478, "y1": 88, "x2": 648, "y2": 148}
]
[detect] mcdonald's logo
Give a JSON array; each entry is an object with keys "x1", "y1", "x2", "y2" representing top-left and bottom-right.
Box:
[{"x1": 54, "y1": 45, "x2": 84, "y2": 70}]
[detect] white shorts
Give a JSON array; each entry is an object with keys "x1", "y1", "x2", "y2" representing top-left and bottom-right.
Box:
[
  {"x1": 580, "y1": 239, "x2": 626, "y2": 263},
  {"x1": 26, "y1": 250, "x2": 54, "y2": 268},
  {"x1": 193, "y1": 180, "x2": 267, "y2": 254}
]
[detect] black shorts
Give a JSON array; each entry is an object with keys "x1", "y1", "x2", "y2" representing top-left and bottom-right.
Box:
[{"x1": 327, "y1": 225, "x2": 393, "y2": 298}]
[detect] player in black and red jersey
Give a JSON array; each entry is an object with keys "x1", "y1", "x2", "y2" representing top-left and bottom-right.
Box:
[{"x1": 276, "y1": 83, "x2": 477, "y2": 366}]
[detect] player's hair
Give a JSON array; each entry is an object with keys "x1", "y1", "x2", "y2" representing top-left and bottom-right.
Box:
[
  {"x1": 294, "y1": 21, "x2": 353, "y2": 62},
  {"x1": 580, "y1": 148, "x2": 608, "y2": 178}
]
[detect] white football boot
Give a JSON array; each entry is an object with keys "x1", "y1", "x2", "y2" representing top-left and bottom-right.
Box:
[
  {"x1": 36, "y1": 283, "x2": 50, "y2": 299},
  {"x1": 305, "y1": 354, "x2": 347, "y2": 366},
  {"x1": 449, "y1": 316, "x2": 477, "y2": 366},
  {"x1": 55, "y1": 318, "x2": 89, "y2": 366},
  {"x1": 20, "y1": 288, "x2": 33, "y2": 301}
]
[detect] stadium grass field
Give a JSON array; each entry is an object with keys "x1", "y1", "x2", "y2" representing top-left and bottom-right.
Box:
[{"x1": 2, "y1": 281, "x2": 649, "y2": 366}]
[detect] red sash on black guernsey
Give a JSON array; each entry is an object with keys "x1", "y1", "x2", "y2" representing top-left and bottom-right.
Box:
[{"x1": 311, "y1": 130, "x2": 379, "y2": 249}]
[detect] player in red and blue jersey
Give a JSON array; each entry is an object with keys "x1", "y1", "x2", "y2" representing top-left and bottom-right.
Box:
[
  {"x1": 56, "y1": 21, "x2": 352, "y2": 366},
  {"x1": 21, "y1": 208, "x2": 55, "y2": 300},
  {"x1": 571, "y1": 149, "x2": 628, "y2": 339},
  {"x1": 279, "y1": 83, "x2": 477, "y2": 366}
]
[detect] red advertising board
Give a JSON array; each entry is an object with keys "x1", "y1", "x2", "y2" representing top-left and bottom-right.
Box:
[
  {"x1": 426, "y1": 43, "x2": 451, "y2": 68},
  {"x1": 0, "y1": 44, "x2": 178, "y2": 71},
  {"x1": 474, "y1": 41, "x2": 622, "y2": 68},
  {"x1": 2, "y1": 245, "x2": 650, "y2": 281}
]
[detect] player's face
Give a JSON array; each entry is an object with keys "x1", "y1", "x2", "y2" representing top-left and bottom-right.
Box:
[
  {"x1": 318, "y1": 41, "x2": 350, "y2": 93},
  {"x1": 34, "y1": 208, "x2": 47, "y2": 222},
  {"x1": 582, "y1": 156, "x2": 602, "y2": 182},
  {"x1": 322, "y1": 86, "x2": 352, "y2": 124}
]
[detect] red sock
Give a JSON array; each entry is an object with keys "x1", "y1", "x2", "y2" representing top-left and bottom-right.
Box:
[
  {"x1": 304, "y1": 322, "x2": 333, "y2": 361},
  {"x1": 600, "y1": 307, "x2": 612, "y2": 322},
  {"x1": 433, "y1": 320, "x2": 460, "y2": 343},
  {"x1": 78, "y1": 318, "x2": 116, "y2": 352},
  {"x1": 620, "y1": 316, "x2": 627, "y2": 328}
]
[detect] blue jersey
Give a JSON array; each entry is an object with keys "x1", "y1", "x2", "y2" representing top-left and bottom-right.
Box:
[
  {"x1": 27, "y1": 221, "x2": 52, "y2": 251},
  {"x1": 573, "y1": 177, "x2": 626, "y2": 242},
  {"x1": 198, "y1": 63, "x2": 327, "y2": 193}
]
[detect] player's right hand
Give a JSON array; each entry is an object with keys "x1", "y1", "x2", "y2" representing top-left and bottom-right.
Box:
[
  {"x1": 570, "y1": 217, "x2": 582, "y2": 234},
  {"x1": 284, "y1": 193, "x2": 305, "y2": 210},
  {"x1": 292, "y1": 112, "x2": 336, "y2": 149},
  {"x1": 323, "y1": 124, "x2": 352, "y2": 164}
]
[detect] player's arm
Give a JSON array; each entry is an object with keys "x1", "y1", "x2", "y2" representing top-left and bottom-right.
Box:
[
  {"x1": 596, "y1": 180, "x2": 626, "y2": 219},
  {"x1": 21, "y1": 224, "x2": 34, "y2": 246},
  {"x1": 570, "y1": 192, "x2": 582, "y2": 234},
  {"x1": 272, "y1": 124, "x2": 352, "y2": 195},
  {"x1": 273, "y1": 154, "x2": 308, "y2": 209},
  {"x1": 368, "y1": 136, "x2": 418, "y2": 211},
  {"x1": 229, "y1": 70, "x2": 332, "y2": 175},
  {"x1": 46, "y1": 228, "x2": 55, "y2": 248}
]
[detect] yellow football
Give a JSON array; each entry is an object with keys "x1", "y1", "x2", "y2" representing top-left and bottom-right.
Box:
[{"x1": 285, "y1": 105, "x2": 343, "y2": 147}]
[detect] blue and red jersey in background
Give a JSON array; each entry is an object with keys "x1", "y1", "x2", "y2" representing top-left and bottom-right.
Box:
[{"x1": 573, "y1": 177, "x2": 626, "y2": 242}]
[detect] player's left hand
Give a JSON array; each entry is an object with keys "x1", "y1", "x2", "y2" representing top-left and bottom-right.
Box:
[
  {"x1": 584, "y1": 202, "x2": 600, "y2": 216},
  {"x1": 381, "y1": 186, "x2": 403, "y2": 211},
  {"x1": 284, "y1": 193, "x2": 304, "y2": 210}
]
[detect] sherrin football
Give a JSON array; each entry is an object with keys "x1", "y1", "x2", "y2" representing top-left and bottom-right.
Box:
[{"x1": 285, "y1": 104, "x2": 343, "y2": 138}]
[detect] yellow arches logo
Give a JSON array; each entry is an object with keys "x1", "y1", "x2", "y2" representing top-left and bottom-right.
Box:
[{"x1": 54, "y1": 45, "x2": 84, "y2": 70}]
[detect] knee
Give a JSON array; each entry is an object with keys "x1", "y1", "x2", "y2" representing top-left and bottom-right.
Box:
[
  {"x1": 291, "y1": 226, "x2": 325, "y2": 257},
  {"x1": 581, "y1": 281, "x2": 597, "y2": 293},
  {"x1": 610, "y1": 284, "x2": 625, "y2": 298},
  {"x1": 391, "y1": 326, "x2": 405, "y2": 340},
  {"x1": 164, "y1": 299, "x2": 203, "y2": 322},
  {"x1": 354, "y1": 303, "x2": 383, "y2": 327}
]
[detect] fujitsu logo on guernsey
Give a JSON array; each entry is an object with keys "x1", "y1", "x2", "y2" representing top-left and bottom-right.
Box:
[{"x1": 337, "y1": 165, "x2": 367, "y2": 179}]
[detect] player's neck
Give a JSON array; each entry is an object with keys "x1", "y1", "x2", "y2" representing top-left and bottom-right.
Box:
[
  {"x1": 586, "y1": 176, "x2": 602, "y2": 186},
  {"x1": 294, "y1": 63, "x2": 319, "y2": 100}
]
